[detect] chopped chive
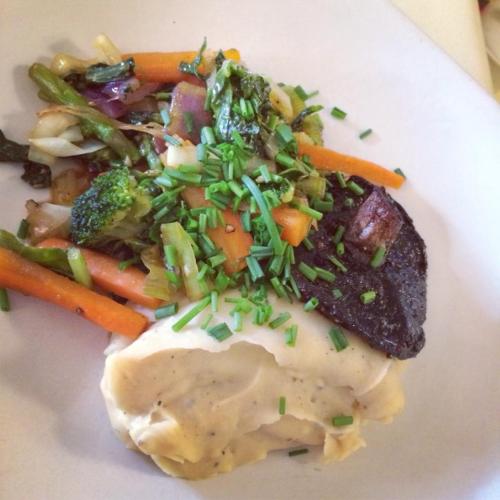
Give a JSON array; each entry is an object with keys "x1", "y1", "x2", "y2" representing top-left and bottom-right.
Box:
[
  {"x1": 275, "y1": 123, "x2": 295, "y2": 145},
  {"x1": 328, "y1": 326, "x2": 349, "y2": 352},
  {"x1": 233, "y1": 311, "x2": 243, "y2": 332},
  {"x1": 359, "y1": 128, "x2": 373, "y2": 140},
  {"x1": 228, "y1": 180, "x2": 244, "y2": 198},
  {"x1": 249, "y1": 197, "x2": 257, "y2": 214},
  {"x1": 269, "y1": 254, "x2": 284, "y2": 276},
  {"x1": 67, "y1": 247, "x2": 92, "y2": 288},
  {"x1": 196, "y1": 262, "x2": 210, "y2": 281},
  {"x1": 160, "y1": 108, "x2": 171, "y2": 127},
  {"x1": 312, "y1": 198, "x2": 334, "y2": 212},
  {"x1": 242, "y1": 175, "x2": 283, "y2": 254},
  {"x1": 284, "y1": 324, "x2": 298, "y2": 346},
  {"x1": 165, "y1": 269, "x2": 181, "y2": 287},
  {"x1": 269, "y1": 312, "x2": 291, "y2": 329},
  {"x1": 267, "y1": 113, "x2": 279, "y2": 130},
  {"x1": 332, "y1": 288, "x2": 343, "y2": 299},
  {"x1": 190, "y1": 207, "x2": 207, "y2": 216},
  {"x1": 164, "y1": 134, "x2": 180, "y2": 146},
  {"x1": 335, "y1": 171, "x2": 347, "y2": 188},
  {"x1": 172, "y1": 295, "x2": 211, "y2": 332},
  {"x1": 289, "y1": 275, "x2": 301, "y2": 299},
  {"x1": 250, "y1": 245, "x2": 274, "y2": 259},
  {"x1": 336, "y1": 242, "x2": 345, "y2": 256},
  {"x1": 303, "y1": 237, "x2": 314, "y2": 250},
  {"x1": 347, "y1": 180, "x2": 365, "y2": 196},
  {"x1": 207, "y1": 207, "x2": 218, "y2": 228},
  {"x1": 288, "y1": 448, "x2": 309, "y2": 457},
  {"x1": 183, "y1": 112, "x2": 194, "y2": 134},
  {"x1": 294, "y1": 85, "x2": 309, "y2": 101},
  {"x1": 332, "y1": 225, "x2": 345, "y2": 244},
  {"x1": 370, "y1": 246, "x2": 386, "y2": 268},
  {"x1": 259, "y1": 164, "x2": 272, "y2": 182},
  {"x1": 199, "y1": 233, "x2": 217, "y2": 256},
  {"x1": 154, "y1": 303, "x2": 178, "y2": 320},
  {"x1": 196, "y1": 143, "x2": 207, "y2": 161},
  {"x1": 0, "y1": 288, "x2": 10, "y2": 312},
  {"x1": 314, "y1": 267, "x2": 336, "y2": 283},
  {"x1": 344, "y1": 197, "x2": 354, "y2": 208},
  {"x1": 209, "y1": 254, "x2": 227, "y2": 268},
  {"x1": 278, "y1": 396, "x2": 286, "y2": 415},
  {"x1": 200, "y1": 126, "x2": 216, "y2": 145},
  {"x1": 275, "y1": 152, "x2": 296, "y2": 169},
  {"x1": 294, "y1": 203, "x2": 323, "y2": 221},
  {"x1": 16, "y1": 219, "x2": 29, "y2": 239},
  {"x1": 214, "y1": 270, "x2": 231, "y2": 293},
  {"x1": 330, "y1": 107, "x2": 347, "y2": 119},
  {"x1": 332, "y1": 415, "x2": 354, "y2": 427},
  {"x1": 298, "y1": 262, "x2": 317, "y2": 281},
  {"x1": 231, "y1": 129, "x2": 245, "y2": 149},
  {"x1": 270, "y1": 277, "x2": 288, "y2": 299},
  {"x1": 178, "y1": 164, "x2": 200, "y2": 174},
  {"x1": 185, "y1": 218, "x2": 198, "y2": 232},
  {"x1": 198, "y1": 213, "x2": 207, "y2": 233},
  {"x1": 328, "y1": 255, "x2": 348, "y2": 273},
  {"x1": 210, "y1": 290, "x2": 219, "y2": 313},
  {"x1": 164, "y1": 168, "x2": 202, "y2": 185},
  {"x1": 164, "y1": 244, "x2": 178, "y2": 267},
  {"x1": 241, "y1": 210, "x2": 251, "y2": 232},
  {"x1": 204, "y1": 87, "x2": 212, "y2": 111},
  {"x1": 394, "y1": 167, "x2": 406, "y2": 178},
  {"x1": 303, "y1": 297, "x2": 319, "y2": 312},
  {"x1": 118, "y1": 257, "x2": 138, "y2": 271},
  {"x1": 206, "y1": 322, "x2": 233, "y2": 342},
  {"x1": 360, "y1": 290, "x2": 377, "y2": 304},
  {"x1": 246, "y1": 256, "x2": 265, "y2": 281},
  {"x1": 201, "y1": 313, "x2": 213, "y2": 330}
]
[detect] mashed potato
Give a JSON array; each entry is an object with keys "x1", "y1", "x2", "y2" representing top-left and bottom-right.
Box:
[{"x1": 101, "y1": 292, "x2": 405, "y2": 479}]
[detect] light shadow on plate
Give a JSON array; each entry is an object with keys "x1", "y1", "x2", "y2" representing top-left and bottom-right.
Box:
[{"x1": 0, "y1": 298, "x2": 163, "y2": 478}]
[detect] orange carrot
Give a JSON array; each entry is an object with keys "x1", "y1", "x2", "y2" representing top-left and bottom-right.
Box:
[
  {"x1": 183, "y1": 187, "x2": 310, "y2": 251},
  {"x1": 182, "y1": 186, "x2": 210, "y2": 208},
  {"x1": 272, "y1": 206, "x2": 312, "y2": 247},
  {"x1": 0, "y1": 248, "x2": 148, "y2": 338},
  {"x1": 209, "y1": 211, "x2": 253, "y2": 273},
  {"x1": 298, "y1": 142, "x2": 405, "y2": 189},
  {"x1": 37, "y1": 238, "x2": 161, "y2": 309},
  {"x1": 181, "y1": 187, "x2": 251, "y2": 273},
  {"x1": 123, "y1": 49, "x2": 241, "y2": 83}
]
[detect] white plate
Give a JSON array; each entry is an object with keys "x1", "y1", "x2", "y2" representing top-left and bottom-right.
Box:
[{"x1": 1, "y1": 1, "x2": 499, "y2": 499}]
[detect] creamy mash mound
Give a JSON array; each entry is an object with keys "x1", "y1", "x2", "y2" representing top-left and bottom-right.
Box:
[{"x1": 101, "y1": 292, "x2": 405, "y2": 479}]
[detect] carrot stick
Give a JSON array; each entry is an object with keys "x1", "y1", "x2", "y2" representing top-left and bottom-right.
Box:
[
  {"x1": 181, "y1": 186, "x2": 210, "y2": 209},
  {"x1": 298, "y1": 142, "x2": 405, "y2": 189},
  {"x1": 0, "y1": 248, "x2": 148, "y2": 338},
  {"x1": 181, "y1": 187, "x2": 251, "y2": 273},
  {"x1": 272, "y1": 206, "x2": 312, "y2": 246},
  {"x1": 37, "y1": 238, "x2": 161, "y2": 309},
  {"x1": 123, "y1": 49, "x2": 240, "y2": 83},
  {"x1": 182, "y1": 187, "x2": 309, "y2": 252},
  {"x1": 209, "y1": 211, "x2": 253, "y2": 273}
]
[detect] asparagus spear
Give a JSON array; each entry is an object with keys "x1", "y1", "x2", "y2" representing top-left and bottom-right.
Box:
[{"x1": 29, "y1": 63, "x2": 139, "y2": 163}]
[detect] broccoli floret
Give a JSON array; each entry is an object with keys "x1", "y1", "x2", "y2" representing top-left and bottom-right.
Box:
[{"x1": 71, "y1": 166, "x2": 151, "y2": 247}]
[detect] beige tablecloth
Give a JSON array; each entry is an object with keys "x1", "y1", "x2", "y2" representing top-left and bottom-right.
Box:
[{"x1": 392, "y1": 0, "x2": 494, "y2": 93}]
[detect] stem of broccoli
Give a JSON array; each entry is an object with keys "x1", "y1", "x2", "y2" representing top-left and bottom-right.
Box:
[{"x1": 29, "y1": 63, "x2": 139, "y2": 164}]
